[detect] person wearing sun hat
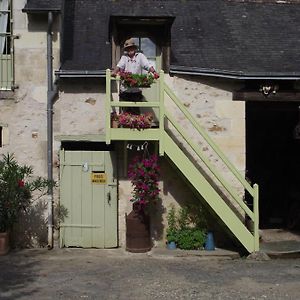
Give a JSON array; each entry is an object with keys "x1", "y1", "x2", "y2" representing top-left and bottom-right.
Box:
[
  {"x1": 112, "y1": 38, "x2": 159, "y2": 113},
  {"x1": 113, "y1": 38, "x2": 159, "y2": 79}
]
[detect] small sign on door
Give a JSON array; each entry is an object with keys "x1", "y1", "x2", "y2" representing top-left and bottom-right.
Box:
[{"x1": 91, "y1": 172, "x2": 107, "y2": 184}]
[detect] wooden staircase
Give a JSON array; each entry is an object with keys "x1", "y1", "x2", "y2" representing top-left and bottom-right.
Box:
[{"x1": 105, "y1": 69, "x2": 259, "y2": 253}]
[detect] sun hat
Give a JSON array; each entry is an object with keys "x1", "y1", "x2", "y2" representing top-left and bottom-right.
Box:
[{"x1": 123, "y1": 38, "x2": 138, "y2": 50}]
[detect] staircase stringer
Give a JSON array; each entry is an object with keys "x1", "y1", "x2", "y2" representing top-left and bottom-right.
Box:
[{"x1": 164, "y1": 132, "x2": 255, "y2": 253}]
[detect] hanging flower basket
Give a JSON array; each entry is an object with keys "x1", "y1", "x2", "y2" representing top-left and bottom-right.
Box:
[
  {"x1": 119, "y1": 71, "x2": 158, "y2": 88},
  {"x1": 128, "y1": 154, "x2": 161, "y2": 213}
]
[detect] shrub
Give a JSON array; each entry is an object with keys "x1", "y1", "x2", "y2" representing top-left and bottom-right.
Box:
[
  {"x1": 166, "y1": 205, "x2": 207, "y2": 250},
  {"x1": 0, "y1": 153, "x2": 54, "y2": 232},
  {"x1": 176, "y1": 228, "x2": 206, "y2": 250}
]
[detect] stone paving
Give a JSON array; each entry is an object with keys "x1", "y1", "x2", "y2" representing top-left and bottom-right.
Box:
[{"x1": 0, "y1": 248, "x2": 300, "y2": 299}]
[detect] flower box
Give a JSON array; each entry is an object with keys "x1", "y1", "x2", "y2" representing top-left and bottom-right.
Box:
[
  {"x1": 111, "y1": 112, "x2": 153, "y2": 130},
  {"x1": 119, "y1": 72, "x2": 158, "y2": 88}
]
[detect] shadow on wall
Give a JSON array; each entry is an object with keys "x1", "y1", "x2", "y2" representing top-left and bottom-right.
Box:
[{"x1": 12, "y1": 202, "x2": 68, "y2": 249}]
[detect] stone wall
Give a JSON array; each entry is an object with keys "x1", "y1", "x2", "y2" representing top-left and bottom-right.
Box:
[{"x1": 0, "y1": 3, "x2": 60, "y2": 247}]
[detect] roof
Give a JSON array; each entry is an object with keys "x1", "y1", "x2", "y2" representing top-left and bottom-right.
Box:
[
  {"x1": 23, "y1": 0, "x2": 61, "y2": 13},
  {"x1": 24, "y1": 0, "x2": 300, "y2": 79}
]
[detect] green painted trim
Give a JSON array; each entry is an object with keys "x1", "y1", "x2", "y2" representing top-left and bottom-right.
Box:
[
  {"x1": 55, "y1": 134, "x2": 106, "y2": 142},
  {"x1": 253, "y1": 184, "x2": 260, "y2": 251},
  {"x1": 111, "y1": 101, "x2": 160, "y2": 108},
  {"x1": 110, "y1": 128, "x2": 160, "y2": 140},
  {"x1": 106, "y1": 69, "x2": 112, "y2": 145},
  {"x1": 159, "y1": 70, "x2": 165, "y2": 156}
]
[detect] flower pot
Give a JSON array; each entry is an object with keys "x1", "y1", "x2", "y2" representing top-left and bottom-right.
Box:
[
  {"x1": 204, "y1": 231, "x2": 215, "y2": 251},
  {"x1": 0, "y1": 232, "x2": 10, "y2": 255},
  {"x1": 167, "y1": 241, "x2": 176, "y2": 250},
  {"x1": 126, "y1": 206, "x2": 152, "y2": 253}
]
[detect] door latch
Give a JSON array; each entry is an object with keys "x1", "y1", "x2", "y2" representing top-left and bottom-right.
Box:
[{"x1": 107, "y1": 191, "x2": 111, "y2": 205}]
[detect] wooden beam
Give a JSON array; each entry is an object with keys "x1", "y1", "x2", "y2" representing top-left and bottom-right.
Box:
[{"x1": 233, "y1": 90, "x2": 300, "y2": 102}]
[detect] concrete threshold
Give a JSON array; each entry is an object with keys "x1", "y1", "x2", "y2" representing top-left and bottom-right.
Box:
[
  {"x1": 148, "y1": 247, "x2": 240, "y2": 260},
  {"x1": 260, "y1": 240, "x2": 300, "y2": 259}
]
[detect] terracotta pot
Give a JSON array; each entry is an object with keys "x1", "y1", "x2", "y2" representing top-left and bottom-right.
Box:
[{"x1": 0, "y1": 232, "x2": 10, "y2": 255}]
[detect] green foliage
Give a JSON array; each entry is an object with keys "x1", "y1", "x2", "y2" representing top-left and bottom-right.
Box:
[
  {"x1": 119, "y1": 71, "x2": 156, "y2": 88},
  {"x1": 166, "y1": 205, "x2": 177, "y2": 242},
  {"x1": 177, "y1": 206, "x2": 189, "y2": 230},
  {"x1": 166, "y1": 204, "x2": 207, "y2": 249},
  {"x1": 176, "y1": 228, "x2": 206, "y2": 250},
  {"x1": 0, "y1": 153, "x2": 55, "y2": 232}
]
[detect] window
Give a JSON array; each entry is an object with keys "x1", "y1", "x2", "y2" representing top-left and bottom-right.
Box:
[
  {"x1": 110, "y1": 17, "x2": 174, "y2": 72},
  {"x1": 132, "y1": 37, "x2": 158, "y2": 72},
  {"x1": 0, "y1": 124, "x2": 8, "y2": 146},
  {"x1": 0, "y1": 0, "x2": 13, "y2": 90}
]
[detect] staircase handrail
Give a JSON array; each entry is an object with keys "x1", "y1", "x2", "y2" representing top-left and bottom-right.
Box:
[
  {"x1": 165, "y1": 110, "x2": 254, "y2": 220},
  {"x1": 164, "y1": 83, "x2": 255, "y2": 197}
]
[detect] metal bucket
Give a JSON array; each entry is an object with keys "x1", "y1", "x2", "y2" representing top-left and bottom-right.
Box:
[{"x1": 126, "y1": 209, "x2": 152, "y2": 253}]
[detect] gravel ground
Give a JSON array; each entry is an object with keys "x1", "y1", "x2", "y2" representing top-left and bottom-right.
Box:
[{"x1": 0, "y1": 249, "x2": 300, "y2": 300}]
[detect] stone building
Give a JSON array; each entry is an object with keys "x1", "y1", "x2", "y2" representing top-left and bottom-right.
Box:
[{"x1": 1, "y1": 0, "x2": 300, "y2": 253}]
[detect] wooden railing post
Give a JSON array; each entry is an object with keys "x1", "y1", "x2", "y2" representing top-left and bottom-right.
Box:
[
  {"x1": 105, "y1": 69, "x2": 111, "y2": 145},
  {"x1": 159, "y1": 70, "x2": 165, "y2": 156},
  {"x1": 253, "y1": 183, "x2": 260, "y2": 251}
]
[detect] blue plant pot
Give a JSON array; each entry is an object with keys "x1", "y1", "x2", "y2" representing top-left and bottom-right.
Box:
[
  {"x1": 167, "y1": 241, "x2": 176, "y2": 250},
  {"x1": 204, "y1": 231, "x2": 215, "y2": 251}
]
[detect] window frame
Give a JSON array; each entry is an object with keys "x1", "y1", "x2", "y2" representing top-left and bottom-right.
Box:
[
  {"x1": 110, "y1": 17, "x2": 173, "y2": 73},
  {"x1": 0, "y1": 0, "x2": 14, "y2": 91}
]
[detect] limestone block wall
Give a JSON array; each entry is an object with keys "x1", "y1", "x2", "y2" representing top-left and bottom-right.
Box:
[
  {"x1": 0, "y1": 5, "x2": 60, "y2": 247},
  {"x1": 0, "y1": 4, "x2": 60, "y2": 174}
]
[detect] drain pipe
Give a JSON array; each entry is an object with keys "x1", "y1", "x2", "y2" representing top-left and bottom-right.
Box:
[{"x1": 47, "y1": 11, "x2": 58, "y2": 249}]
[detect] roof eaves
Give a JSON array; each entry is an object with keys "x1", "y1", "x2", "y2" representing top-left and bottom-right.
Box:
[
  {"x1": 55, "y1": 70, "x2": 107, "y2": 78},
  {"x1": 170, "y1": 65, "x2": 300, "y2": 80},
  {"x1": 22, "y1": 7, "x2": 61, "y2": 13}
]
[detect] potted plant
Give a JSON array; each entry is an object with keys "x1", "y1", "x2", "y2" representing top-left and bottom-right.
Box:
[
  {"x1": 166, "y1": 205, "x2": 177, "y2": 250},
  {"x1": 126, "y1": 154, "x2": 160, "y2": 252},
  {"x1": 0, "y1": 153, "x2": 54, "y2": 255},
  {"x1": 119, "y1": 71, "x2": 158, "y2": 88},
  {"x1": 166, "y1": 205, "x2": 207, "y2": 250}
]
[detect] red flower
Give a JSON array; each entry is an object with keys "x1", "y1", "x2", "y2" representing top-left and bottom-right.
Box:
[{"x1": 18, "y1": 179, "x2": 25, "y2": 187}]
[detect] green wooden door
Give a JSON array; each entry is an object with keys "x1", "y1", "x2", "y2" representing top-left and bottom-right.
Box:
[{"x1": 59, "y1": 150, "x2": 117, "y2": 248}]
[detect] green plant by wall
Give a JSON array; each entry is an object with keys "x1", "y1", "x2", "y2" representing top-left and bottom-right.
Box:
[
  {"x1": 166, "y1": 205, "x2": 207, "y2": 249},
  {"x1": 176, "y1": 228, "x2": 206, "y2": 250},
  {"x1": 166, "y1": 204, "x2": 177, "y2": 243},
  {"x1": 0, "y1": 153, "x2": 55, "y2": 233}
]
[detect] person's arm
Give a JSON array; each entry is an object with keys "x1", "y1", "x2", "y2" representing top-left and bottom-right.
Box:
[
  {"x1": 139, "y1": 53, "x2": 160, "y2": 78},
  {"x1": 112, "y1": 56, "x2": 125, "y2": 76},
  {"x1": 149, "y1": 66, "x2": 159, "y2": 79}
]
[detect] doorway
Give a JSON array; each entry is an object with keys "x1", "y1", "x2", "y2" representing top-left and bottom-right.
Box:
[
  {"x1": 59, "y1": 149, "x2": 118, "y2": 248},
  {"x1": 246, "y1": 101, "x2": 300, "y2": 229}
]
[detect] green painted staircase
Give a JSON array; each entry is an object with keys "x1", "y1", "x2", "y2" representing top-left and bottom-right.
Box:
[{"x1": 105, "y1": 69, "x2": 259, "y2": 253}]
